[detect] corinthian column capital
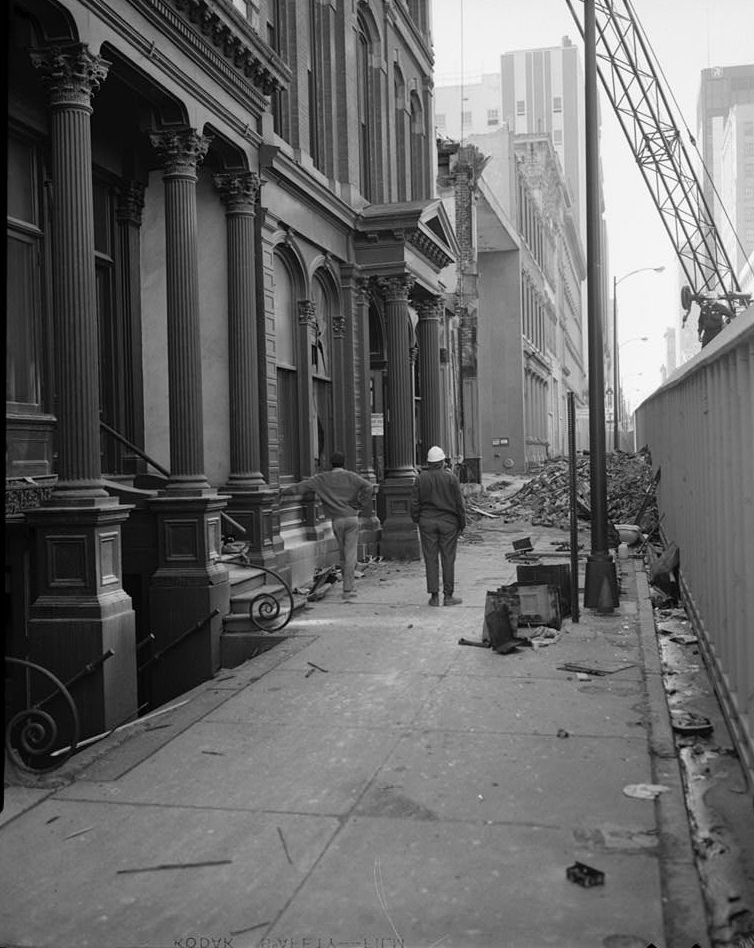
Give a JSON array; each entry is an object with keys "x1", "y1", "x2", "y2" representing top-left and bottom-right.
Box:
[
  {"x1": 149, "y1": 128, "x2": 212, "y2": 177},
  {"x1": 376, "y1": 274, "x2": 415, "y2": 304},
  {"x1": 214, "y1": 171, "x2": 262, "y2": 213},
  {"x1": 418, "y1": 296, "x2": 443, "y2": 322},
  {"x1": 30, "y1": 43, "x2": 110, "y2": 110}
]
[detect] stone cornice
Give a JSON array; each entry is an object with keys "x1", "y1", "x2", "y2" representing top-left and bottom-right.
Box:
[{"x1": 169, "y1": 0, "x2": 289, "y2": 95}]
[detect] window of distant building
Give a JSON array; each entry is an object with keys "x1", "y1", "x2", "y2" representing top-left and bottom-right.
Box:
[
  {"x1": 553, "y1": 129, "x2": 562, "y2": 144},
  {"x1": 516, "y1": 100, "x2": 526, "y2": 116},
  {"x1": 410, "y1": 90, "x2": 427, "y2": 200},
  {"x1": 745, "y1": 206, "x2": 754, "y2": 221},
  {"x1": 553, "y1": 96, "x2": 562, "y2": 113},
  {"x1": 744, "y1": 121, "x2": 754, "y2": 136},
  {"x1": 268, "y1": 0, "x2": 289, "y2": 141},
  {"x1": 487, "y1": 109, "x2": 499, "y2": 126},
  {"x1": 745, "y1": 187, "x2": 754, "y2": 199},
  {"x1": 437, "y1": 113, "x2": 446, "y2": 129},
  {"x1": 394, "y1": 66, "x2": 407, "y2": 201},
  {"x1": 745, "y1": 142, "x2": 754, "y2": 157},
  {"x1": 462, "y1": 110, "x2": 472, "y2": 127},
  {"x1": 356, "y1": 10, "x2": 376, "y2": 201}
]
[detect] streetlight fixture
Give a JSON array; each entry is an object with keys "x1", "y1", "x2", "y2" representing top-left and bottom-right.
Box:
[{"x1": 612, "y1": 267, "x2": 664, "y2": 450}]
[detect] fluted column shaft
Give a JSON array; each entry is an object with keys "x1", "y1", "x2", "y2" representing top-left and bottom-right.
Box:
[
  {"x1": 215, "y1": 172, "x2": 264, "y2": 488},
  {"x1": 31, "y1": 44, "x2": 109, "y2": 502},
  {"x1": 379, "y1": 275, "x2": 416, "y2": 477},
  {"x1": 150, "y1": 129, "x2": 211, "y2": 492},
  {"x1": 115, "y1": 182, "x2": 146, "y2": 466},
  {"x1": 417, "y1": 298, "x2": 443, "y2": 455},
  {"x1": 355, "y1": 277, "x2": 374, "y2": 478}
]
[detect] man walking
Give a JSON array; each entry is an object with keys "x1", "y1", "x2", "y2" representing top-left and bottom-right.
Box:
[
  {"x1": 411, "y1": 445, "x2": 466, "y2": 607},
  {"x1": 281, "y1": 452, "x2": 373, "y2": 599}
]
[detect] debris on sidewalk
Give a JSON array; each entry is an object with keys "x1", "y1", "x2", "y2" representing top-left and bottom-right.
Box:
[
  {"x1": 671, "y1": 711, "x2": 714, "y2": 737},
  {"x1": 485, "y1": 450, "x2": 659, "y2": 532},
  {"x1": 622, "y1": 783, "x2": 671, "y2": 799},
  {"x1": 566, "y1": 861, "x2": 605, "y2": 887},
  {"x1": 557, "y1": 661, "x2": 637, "y2": 676},
  {"x1": 304, "y1": 661, "x2": 329, "y2": 678}
]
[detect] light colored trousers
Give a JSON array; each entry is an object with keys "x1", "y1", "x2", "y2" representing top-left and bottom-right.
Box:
[{"x1": 332, "y1": 515, "x2": 360, "y2": 592}]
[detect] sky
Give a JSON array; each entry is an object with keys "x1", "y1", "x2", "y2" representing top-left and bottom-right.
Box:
[{"x1": 430, "y1": 0, "x2": 754, "y2": 407}]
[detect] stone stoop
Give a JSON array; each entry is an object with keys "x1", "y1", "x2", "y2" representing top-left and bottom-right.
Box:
[{"x1": 219, "y1": 561, "x2": 306, "y2": 669}]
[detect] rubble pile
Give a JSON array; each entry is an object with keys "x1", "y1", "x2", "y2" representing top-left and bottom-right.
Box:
[{"x1": 482, "y1": 451, "x2": 659, "y2": 532}]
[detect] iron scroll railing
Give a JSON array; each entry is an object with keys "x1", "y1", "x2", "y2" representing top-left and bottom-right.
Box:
[
  {"x1": 5, "y1": 657, "x2": 81, "y2": 772},
  {"x1": 221, "y1": 550, "x2": 295, "y2": 632}
]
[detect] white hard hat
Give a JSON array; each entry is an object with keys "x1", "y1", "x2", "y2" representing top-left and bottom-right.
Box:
[{"x1": 427, "y1": 446, "x2": 446, "y2": 463}]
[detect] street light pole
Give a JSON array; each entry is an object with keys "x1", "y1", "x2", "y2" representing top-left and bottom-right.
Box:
[
  {"x1": 612, "y1": 267, "x2": 664, "y2": 450},
  {"x1": 583, "y1": 0, "x2": 616, "y2": 613}
]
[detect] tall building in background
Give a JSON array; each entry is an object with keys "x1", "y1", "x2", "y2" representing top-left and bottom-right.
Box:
[{"x1": 679, "y1": 63, "x2": 754, "y2": 362}]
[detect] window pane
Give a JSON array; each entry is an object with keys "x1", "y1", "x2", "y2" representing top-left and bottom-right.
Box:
[
  {"x1": 277, "y1": 367, "x2": 299, "y2": 478},
  {"x1": 274, "y1": 255, "x2": 296, "y2": 366},
  {"x1": 7, "y1": 136, "x2": 36, "y2": 224},
  {"x1": 6, "y1": 233, "x2": 41, "y2": 405}
]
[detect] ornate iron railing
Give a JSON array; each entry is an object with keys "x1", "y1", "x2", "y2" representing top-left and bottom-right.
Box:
[
  {"x1": 4, "y1": 657, "x2": 80, "y2": 772},
  {"x1": 221, "y1": 549, "x2": 295, "y2": 632}
]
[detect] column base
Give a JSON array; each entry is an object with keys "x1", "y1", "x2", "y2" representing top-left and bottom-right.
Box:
[
  {"x1": 25, "y1": 504, "x2": 138, "y2": 742},
  {"x1": 584, "y1": 552, "x2": 619, "y2": 612},
  {"x1": 379, "y1": 478, "x2": 420, "y2": 560},
  {"x1": 147, "y1": 494, "x2": 230, "y2": 708},
  {"x1": 222, "y1": 486, "x2": 283, "y2": 569}
]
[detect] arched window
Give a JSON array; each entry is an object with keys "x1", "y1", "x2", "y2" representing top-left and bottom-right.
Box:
[
  {"x1": 274, "y1": 252, "x2": 300, "y2": 479},
  {"x1": 410, "y1": 90, "x2": 426, "y2": 200},
  {"x1": 394, "y1": 66, "x2": 407, "y2": 201},
  {"x1": 312, "y1": 272, "x2": 334, "y2": 470}
]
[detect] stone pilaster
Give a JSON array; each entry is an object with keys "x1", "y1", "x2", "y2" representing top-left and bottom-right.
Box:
[
  {"x1": 115, "y1": 181, "x2": 146, "y2": 474},
  {"x1": 376, "y1": 274, "x2": 419, "y2": 560},
  {"x1": 417, "y1": 297, "x2": 443, "y2": 458},
  {"x1": 297, "y1": 299, "x2": 318, "y2": 478},
  {"x1": 25, "y1": 45, "x2": 137, "y2": 742},
  {"x1": 213, "y1": 171, "x2": 277, "y2": 566},
  {"x1": 30, "y1": 43, "x2": 110, "y2": 503},
  {"x1": 149, "y1": 128, "x2": 212, "y2": 494}
]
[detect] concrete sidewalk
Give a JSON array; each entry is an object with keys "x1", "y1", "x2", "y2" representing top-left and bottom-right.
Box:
[{"x1": 1, "y1": 517, "x2": 710, "y2": 948}]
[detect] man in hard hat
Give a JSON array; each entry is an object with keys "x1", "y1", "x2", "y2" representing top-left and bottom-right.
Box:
[
  {"x1": 410, "y1": 445, "x2": 466, "y2": 607},
  {"x1": 280, "y1": 451, "x2": 373, "y2": 599}
]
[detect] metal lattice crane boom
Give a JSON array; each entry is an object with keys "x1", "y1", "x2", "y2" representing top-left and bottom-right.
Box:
[{"x1": 566, "y1": 0, "x2": 749, "y2": 322}]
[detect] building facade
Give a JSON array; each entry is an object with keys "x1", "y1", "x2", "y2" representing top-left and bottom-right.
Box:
[
  {"x1": 437, "y1": 129, "x2": 586, "y2": 475},
  {"x1": 5, "y1": 0, "x2": 463, "y2": 738}
]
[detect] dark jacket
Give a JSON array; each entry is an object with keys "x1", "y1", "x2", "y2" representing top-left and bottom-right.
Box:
[{"x1": 410, "y1": 466, "x2": 466, "y2": 530}]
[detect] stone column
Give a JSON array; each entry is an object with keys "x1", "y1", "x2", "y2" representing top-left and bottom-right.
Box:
[
  {"x1": 115, "y1": 181, "x2": 146, "y2": 475},
  {"x1": 30, "y1": 44, "x2": 110, "y2": 503},
  {"x1": 417, "y1": 297, "x2": 443, "y2": 458},
  {"x1": 377, "y1": 274, "x2": 419, "y2": 559},
  {"x1": 213, "y1": 171, "x2": 277, "y2": 566},
  {"x1": 379, "y1": 274, "x2": 416, "y2": 478},
  {"x1": 147, "y1": 129, "x2": 229, "y2": 704},
  {"x1": 149, "y1": 128, "x2": 212, "y2": 493},
  {"x1": 355, "y1": 276, "x2": 375, "y2": 480},
  {"x1": 26, "y1": 44, "x2": 137, "y2": 740}
]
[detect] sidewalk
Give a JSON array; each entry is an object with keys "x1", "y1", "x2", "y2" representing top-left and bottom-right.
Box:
[{"x1": 1, "y1": 516, "x2": 710, "y2": 948}]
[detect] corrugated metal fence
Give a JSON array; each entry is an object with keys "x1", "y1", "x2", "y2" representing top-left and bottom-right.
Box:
[{"x1": 636, "y1": 306, "x2": 754, "y2": 785}]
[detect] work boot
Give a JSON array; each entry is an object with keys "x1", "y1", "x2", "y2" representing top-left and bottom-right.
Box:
[
  {"x1": 443, "y1": 595, "x2": 463, "y2": 606},
  {"x1": 343, "y1": 590, "x2": 357, "y2": 599},
  {"x1": 428, "y1": 593, "x2": 440, "y2": 607}
]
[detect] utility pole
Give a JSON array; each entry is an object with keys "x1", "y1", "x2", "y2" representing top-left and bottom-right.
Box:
[{"x1": 583, "y1": 0, "x2": 618, "y2": 613}]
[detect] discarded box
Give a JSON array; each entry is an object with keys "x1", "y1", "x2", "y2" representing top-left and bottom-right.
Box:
[
  {"x1": 516, "y1": 564, "x2": 572, "y2": 618},
  {"x1": 517, "y1": 584, "x2": 562, "y2": 631},
  {"x1": 566, "y1": 861, "x2": 605, "y2": 887}
]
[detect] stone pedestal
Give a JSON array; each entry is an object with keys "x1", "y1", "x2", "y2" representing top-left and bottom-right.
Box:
[
  {"x1": 26, "y1": 503, "x2": 138, "y2": 740},
  {"x1": 378, "y1": 481, "x2": 420, "y2": 560},
  {"x1": 147, "y1": 495, "x2": 230, "y2": 707},
  {"x1": 223, "y1": 488, "x2": 283, "y2": 569}
]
